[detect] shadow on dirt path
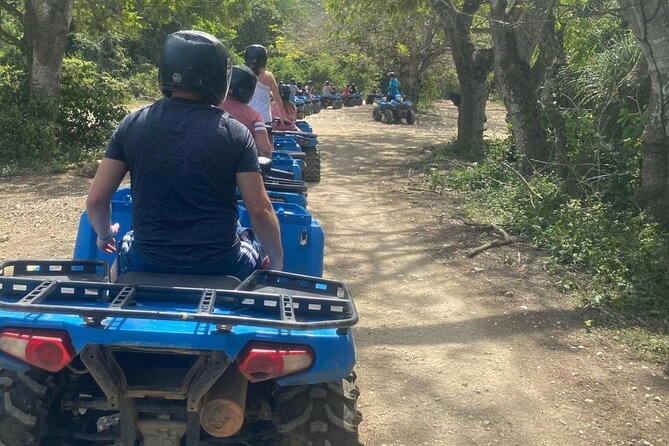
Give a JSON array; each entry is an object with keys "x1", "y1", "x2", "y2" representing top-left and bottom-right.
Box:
[{"x1": 306, "y1": 102, "x2": 668, "y2": 446}]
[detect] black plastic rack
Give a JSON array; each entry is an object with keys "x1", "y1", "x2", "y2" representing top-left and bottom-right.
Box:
[{"x1": 0, "y1": 260, "x2": 358, "y2": 331}]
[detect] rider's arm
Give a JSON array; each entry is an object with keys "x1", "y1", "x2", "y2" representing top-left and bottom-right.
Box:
[
  {"x1": 252, "y1": 112, "x2": 273, "y2": 158},
  {"x1": 266, "y1": 71, "x2": 288, "y2": 123},
  {"x1": 237, "y1": 172, "x2": 283, "y2": 270},
  {"x1": 254, "y1": 129, "x2": 273, "y2": 158},
  {"x1": 86, "y1": 158, "x2": 128, "y2": 253}
]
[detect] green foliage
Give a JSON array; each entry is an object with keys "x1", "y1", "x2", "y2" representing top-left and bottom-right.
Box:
[
  {"x1": 0, "y1": 58, "x2": 128, "y2": 170},
  {"x1": 560, "y1": 30, "x2": 642, "y2": 112},
  {"x1": 58, "y1": 58, "x2": 129, "y2": 157},
  {"x1": 123, "y1": 64, "x2": 161, "y2": 100},
  {"x1": 435, "y1": 138, "x2": 669, "y2": 322},
  {"x1": 562, "y1": 0, "x2": 625, "y2": 69},
  {"x1": 325, "y1": 0, "x2": 448, "y2": 102},
  {"x1": 268, "y1": 49, "x2": 378, "y2": 93}
]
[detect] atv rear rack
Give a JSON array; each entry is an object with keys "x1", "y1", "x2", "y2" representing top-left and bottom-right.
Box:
[{"x1": 0, "y1": 261, "x2": 358, "y2": 331}]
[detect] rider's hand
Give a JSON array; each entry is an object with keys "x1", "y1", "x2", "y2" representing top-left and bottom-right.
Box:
[{"x1": 96, "y1": 223, "x2": 119, "y2": 254}]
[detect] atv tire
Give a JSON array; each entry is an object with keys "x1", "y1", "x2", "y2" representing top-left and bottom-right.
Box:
[
  {"x1": 406, "y1": 109, "x2": 416, "y2": 125},
  {"x1": 372, "y1": 106, "x2": 382, "y2": 121},
  {"x1": 302, "y1": 148, "x2": 321, "y2": 182},
  {"x1": 383, "y1": 109, "x2": 394, "y2": 124},
  {"x1": 274, "y1": 371, "x2": 362, "y2": 446},
  {"x1": 0, "y1": 367, "x2": 54, "y2": 446}
]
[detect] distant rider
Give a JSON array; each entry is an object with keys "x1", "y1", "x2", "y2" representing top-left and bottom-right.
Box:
[
  {"x1": 321, "y1": 80, "x2": 334, "y2": 98},
  {"x1": 86, "y1": 31, "x2": 283, "y2": 279},
  {"x1": 220, "y1": 65, "x2": 273, "y2": 158},
  {"x1": 387, "y1": 71, "x2": 401, "y2": 100},
  {"x1": 245, "y1": 44, "x2": 288, "y2": 124},
  {"x1": 288, "y1": 78, "x2": 298, "y2": 98},
  {"x1": 272, "y1": 84, "x2": 300, "y2": 132}
]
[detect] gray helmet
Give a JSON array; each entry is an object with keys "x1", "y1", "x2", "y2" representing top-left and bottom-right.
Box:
[{"x1": 159, "y1": 30, "x2": 232, "y2": 105}]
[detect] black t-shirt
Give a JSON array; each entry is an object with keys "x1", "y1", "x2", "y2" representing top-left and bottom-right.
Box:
[{"x1": 105, "y1": 97, "x2": 260, "y2": 266}]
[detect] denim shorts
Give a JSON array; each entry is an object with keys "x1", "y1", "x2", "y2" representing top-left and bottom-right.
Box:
[{"x1": 119, "y1": 230, "x2": 266, "y2": 281}]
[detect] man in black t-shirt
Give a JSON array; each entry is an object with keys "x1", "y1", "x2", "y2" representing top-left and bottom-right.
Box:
[{"x1": 86, "y1": 31, "x2": 283, "y2": 279}]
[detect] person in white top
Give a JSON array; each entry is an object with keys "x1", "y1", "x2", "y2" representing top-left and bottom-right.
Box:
[
  {"x1": 321, "y1": 80, "x2": 334, "y2": 97},
  {"x1": 245, "y1": 45, "x2": 288, "y2": 124}
]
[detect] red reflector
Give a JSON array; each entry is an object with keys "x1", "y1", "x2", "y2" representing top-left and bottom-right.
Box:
[
  {"x1": 0, "y1": 329, "x2": 75, "y2": 372},
  {"x1": 238, "y1": 343, "x2": 313, "y2": 383}
]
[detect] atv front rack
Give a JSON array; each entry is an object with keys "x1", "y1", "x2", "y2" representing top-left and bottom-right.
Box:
[{"x1": 0, "y1": 261, "x2": 358, "y2": 331}]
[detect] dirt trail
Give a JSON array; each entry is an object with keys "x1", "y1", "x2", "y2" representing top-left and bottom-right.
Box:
[
  {"x1": 0, "y1": 101, "x2": 667, "y2": 445},
  {"x1": 305, "y1": 103, "x2": 668, "y2": 446}
]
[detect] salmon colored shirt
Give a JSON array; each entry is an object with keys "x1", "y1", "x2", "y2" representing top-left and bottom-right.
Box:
[
  {"x1": 271, "y1": 103, "x2": 298, "y2": 132},
  {"x1": 220, "y1": 97, "x2": 268, "y2": 136}
]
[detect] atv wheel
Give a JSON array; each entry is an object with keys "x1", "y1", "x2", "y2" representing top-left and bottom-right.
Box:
[
  {"x1": 274, "y1": 372, "x2": 362, "y2": 446},
  {"x1": 372, "y1": 106, "x2": 382, "y2": 121},
  {"x1": 0, "y1": 367, "x2": 55, "y2": 446},
  {"x1": 383, "y1": 109, "x2": 394, "y2": 124},
  {"x1": 302, "y1": 148, "x2": 321, "y2": 182},
  {"x1": 406, "y1": 109, "x2": 416, "y2": 125}
]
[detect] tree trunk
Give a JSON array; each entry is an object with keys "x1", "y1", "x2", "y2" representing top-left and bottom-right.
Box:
[
  {"x1": 457, "y1": 49, "x2": 493, "y2": 156},
  {"x1": 433, "y1": 0, "x2": 492, "y2": 158},
  {"x1": 24, "y1": 0, "x2": 73, "y2": 99},
  {"x1": 618, "y1": 0, "x2": 669, "y2": 225},
  {"x1": 489, "y1": 0, "x2": 556, "y2": 174}
]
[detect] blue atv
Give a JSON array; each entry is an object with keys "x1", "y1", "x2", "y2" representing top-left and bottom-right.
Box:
[
  {"x1": 320, "y1": 94, "x2": 343, "y2": 110},
  {"x1": 0, "y1": 170, "x2": 361, "y2": 445},
  {"x1": 365, "y1": 92, "x2": 384, "y2": 105},
  {"x1": 373, "y1": 97, "x2": 416, "y2": 125},
  {"x1": 291, "y1": 96, "x2": 309, "y2": 120},
  {"x1": 342, "y1": 93, "x2": 363, "y2": 107},
  {"x1": 271, "y1": 124, "x2": 321, "y2": 183}
]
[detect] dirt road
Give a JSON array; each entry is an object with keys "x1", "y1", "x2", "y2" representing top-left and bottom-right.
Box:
[{"x1": 0, "y1": 102, "x2": 667, "y2": 445}]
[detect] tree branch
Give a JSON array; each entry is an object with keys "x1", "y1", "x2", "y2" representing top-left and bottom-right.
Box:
[
  {"x1": 0, "y1": 0, "x2": 23, "y2": 21},
  {"x1": 0, "y1": 25, "x2": 22, "y2": 48},
  {"x1": 460, "y1": 218, "x2": 514, "y2": 257}
]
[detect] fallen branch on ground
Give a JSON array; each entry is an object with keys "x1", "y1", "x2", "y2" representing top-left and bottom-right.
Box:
[
  {"x1": 460, "y1": 217, "x2": 514, "y2": 257},
  {"x1": 403, "y1": 185, "x2": 445, "y2": 194}
]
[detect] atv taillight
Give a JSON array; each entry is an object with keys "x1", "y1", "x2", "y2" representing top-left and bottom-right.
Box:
[
  {"x1": 297, "y1": 138, "x2": 308, "y2": 146},
  {"x1": 237, "y1": 343, "x2": 314, "y2": 383},
  {"x1": 0, "y1": 329, "x2": 75, "y2": 372}
]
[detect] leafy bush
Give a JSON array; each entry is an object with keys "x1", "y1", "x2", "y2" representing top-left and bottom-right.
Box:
[
  {"x1": 123, "y1": 64, "x2": 161, "y2": 100},
  {"x1": 0, "y1": 58, "x2": 129, "y2": 170},
  {"x1": 437, "y1": 138, "x2": 669, "y2": 321},
  {"x1": 59, "y1": 58, "x2": 129, "y2": 159}
]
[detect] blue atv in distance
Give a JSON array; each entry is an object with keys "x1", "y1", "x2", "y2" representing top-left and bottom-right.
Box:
[
  {"x1": 365, "y1": 92, "x2": 384, "y2": 105},
  {"x1": 271, "y1": 121, "x2": 321, "y2": 183},
  {"x1": 373, "y1": 96, "x2": 416, "y2": 125},
  {"x1": 342, "y1": 93, "x2": 363, "y2": 107},
  {"x1": 291, "y1": 96, "x2": 309, "y2": 120},
  {"x1": 0, "y1": 163, "x2": 361, "y2": 445},
  {"x1": 320, "y1": 94, "x2": 343, "y2": 110}
]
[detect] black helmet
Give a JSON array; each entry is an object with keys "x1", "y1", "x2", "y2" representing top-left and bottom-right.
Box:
[
  {"x1": 297, "y1": 81, "x2": 303, "y2": 88},
  {"x1": 278, "y1": 83, "x2": 291, "y2": 102},
  {"x1": 289, "y1": 78, "x2": 296, "y2": 84},
  {"x1": 228, "y1": 65, "x2": 257, "y2": 104},
  {"x1": 244, "y1": 44, "x2": 268, "y2": 74},
  {"x1": 307, "y1": 80, "x2": 314, "y2": 86},
  {"x1": 159, "y1": 30, "x2": 231, "y2": 105},
  {"x1": 388, "y1": 71, "x2": 396, "y2": 78}
]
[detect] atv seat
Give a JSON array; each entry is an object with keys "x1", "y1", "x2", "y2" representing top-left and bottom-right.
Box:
[{"x1": 116, "y1": 272, "x2": 242, "y2": 290}]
